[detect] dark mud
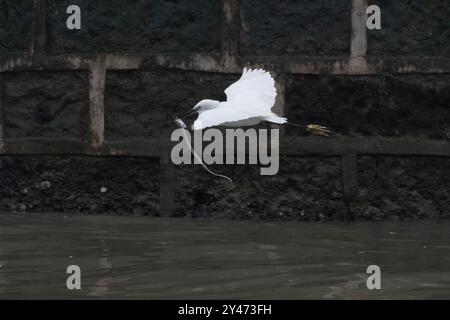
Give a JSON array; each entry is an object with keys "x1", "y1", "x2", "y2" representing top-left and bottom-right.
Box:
[
  {"x1": 353, "y1": 156, "x2": 450, "y2": 220},
  {"x1": 0, "y1": 155, "x2": 346, "y2": 220},
  {"x1": 1, "y1": 154, "x2": 450, "y2": 221},
  {"x1": 0, "y1": 156, "x2": 160, "y2": 215},
  {"x1": 174, "y1": 156, "x2": 346, "y2": 221}
]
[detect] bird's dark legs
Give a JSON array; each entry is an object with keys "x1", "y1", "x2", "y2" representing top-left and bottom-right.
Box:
[
  {"x1": 305, "y1": 124, "x2": 330, "y2": 137},
  {"x1": 285, "y1": 122, "x2": 330, "y2": 137}
]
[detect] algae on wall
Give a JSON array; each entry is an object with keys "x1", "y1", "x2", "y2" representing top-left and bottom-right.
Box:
[
  {"x1": 47, "y1": 0, "x2": 222, "y2": 54},
  {"x1": 367, "y1": 0, "x2": 450, "y2": 56},
  {"x1": 0, "y1": 0, "x2": 33, "y2": 53}
]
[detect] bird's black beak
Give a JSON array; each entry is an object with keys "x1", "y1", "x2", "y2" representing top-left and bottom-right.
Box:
[{"x1": 177, "y1": 108, "x2": 197, "y2": 119}]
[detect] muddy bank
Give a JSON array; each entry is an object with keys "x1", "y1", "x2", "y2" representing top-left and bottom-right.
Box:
[
  {"x1": 0, "y1": 155, "x2": 347, "y2": 220},
  {"x1": 174, "y1": 156, "x2": 346, "y2": 221},
  {"x1": 0, "y1": 156, "x2": 160, "y2": 215},
  {"x1": 353, "y1": 156, "x2": 450, "y2": 221},
  {"x1": 1, "y1": 155, "x2": 449, "y2": 221}
]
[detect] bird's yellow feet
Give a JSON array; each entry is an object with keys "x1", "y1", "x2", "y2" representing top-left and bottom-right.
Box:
[{"x1": 307, "y1": 124, "x2": 330, "y2": 137}]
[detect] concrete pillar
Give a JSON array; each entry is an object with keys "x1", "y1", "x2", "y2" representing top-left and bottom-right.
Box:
[
  {"x1": 221, "y1": 0, "x2": 242, "y2": 68},
  {"x1": 88, "y1": 57, "x2": 106, "y2": 150},
  {"x1": 29, "y1": 0, "x2": 47, "y2": 58},
  {"x1": 349, "y1": 0, "x2": 369, "y2": 74}
]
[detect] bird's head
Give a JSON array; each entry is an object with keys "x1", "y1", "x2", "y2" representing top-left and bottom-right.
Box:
[{"x1": 177, "y1": 99, "x2": 219, "y2": 119}]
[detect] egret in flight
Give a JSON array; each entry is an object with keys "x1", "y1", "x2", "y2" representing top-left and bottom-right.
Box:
[{"x1": 176, "y1": 67, "x2": 329, "y2": 136}]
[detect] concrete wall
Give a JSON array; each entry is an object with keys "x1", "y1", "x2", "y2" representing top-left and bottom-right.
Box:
[{"x1": 0, "y1": 0, "x2": 450, "y2": 220}]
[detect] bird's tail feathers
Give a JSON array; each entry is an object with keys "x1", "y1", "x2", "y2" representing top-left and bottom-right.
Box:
[{"x1": 266, "y1": 114, "x2": 287, "y2": 124}]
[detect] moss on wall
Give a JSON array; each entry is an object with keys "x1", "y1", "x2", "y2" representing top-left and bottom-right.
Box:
[
  {"x1": 3, "y1": 71, "x2": 89, "y2": 139},
  {"x1": 47, "y1": 0, "x2": 222, "y2": 54},
  {"x1": 0, "y1": 0, "x2": 33, "y2": 53},
  {"x1": 368, "y1": 0, "x2": 450, "y2": 56},
  {"x1": 286, "y1": 74, "x2": 450, "y2": 140}
]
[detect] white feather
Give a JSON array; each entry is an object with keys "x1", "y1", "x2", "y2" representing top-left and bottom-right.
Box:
[
  {"x1": 193, "y1": 68, "x2": 284, "y2": 130},
  {"x1": 224, "y1": 67, "x2": 277, "y2": 113}
]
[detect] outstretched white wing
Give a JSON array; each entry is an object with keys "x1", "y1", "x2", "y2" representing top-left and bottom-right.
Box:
[
  {"x1": 224, "y1": 68, "x2": 277, "y2": 114},
  {"x1": 193, "y1": 104, "x2": 258, "y2": 130},
  {"x1": 192, "y1": 68, "x2": 278, "y2": 130}
]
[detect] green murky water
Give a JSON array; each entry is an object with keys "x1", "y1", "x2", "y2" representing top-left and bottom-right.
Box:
[{"x1": 0, "y1": 213, "x2": 449, "y2": 299}]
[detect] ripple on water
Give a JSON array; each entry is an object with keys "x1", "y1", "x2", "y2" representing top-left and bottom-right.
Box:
[{"x1": 0, "y1": 213, "x2": 449, "y2": 299}]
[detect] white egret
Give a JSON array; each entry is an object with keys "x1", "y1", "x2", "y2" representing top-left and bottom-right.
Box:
[
  {"x1": 174, "y1": 67, "x2": 330, "y2": 185},
  {"x1": 177, "y1": 67, "x2": 329, "y2": 136}
]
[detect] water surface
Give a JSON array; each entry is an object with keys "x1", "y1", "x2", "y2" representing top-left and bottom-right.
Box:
[{"x1": 0, "y1": 213, "x2": 449, "y2": 299}]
